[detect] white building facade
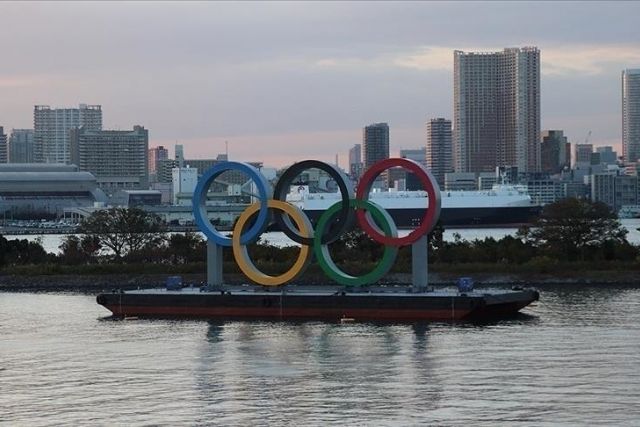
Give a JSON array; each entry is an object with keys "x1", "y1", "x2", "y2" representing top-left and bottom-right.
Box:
[
  {"x1": 34, "y1": 104, "x2": 102, "y2": 164},
  {"x1": 172, "y1": 166, "x2": 198, "y2": 205}
]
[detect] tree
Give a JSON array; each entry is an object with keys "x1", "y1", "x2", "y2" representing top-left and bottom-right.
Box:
[
  {"x1": 78, "y1": 207, "x2": 166, "y2": 261},
  {"x1": 527, "y1": 198, "x2": 628, "y2": 261},
  {"x1": 59, "y1": 235, "x2": 102, "y2": 264},
  {"x1": 0, "y1": 235, "x2": 51, "y2": 266},
  {"x1": 165, "y1": 232, "x2": 205, "y2": 264}
]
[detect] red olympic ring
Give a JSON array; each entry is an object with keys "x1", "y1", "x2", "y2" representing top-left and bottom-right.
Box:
[{"x1": 356, "y1": 158, "x2": 441, "y2": 246}]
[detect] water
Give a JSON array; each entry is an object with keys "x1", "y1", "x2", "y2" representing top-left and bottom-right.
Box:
[
  {"x1": 2, "y1": 286, "x2": 640, "y2": 425},
  {"x1": 7, "y1": 218, "x2": 640, "y2": 254}
]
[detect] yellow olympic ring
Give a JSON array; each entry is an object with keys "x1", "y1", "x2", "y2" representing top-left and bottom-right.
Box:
[{"x1": 232, "y1": 200, "x2": 313, "y2": 286}]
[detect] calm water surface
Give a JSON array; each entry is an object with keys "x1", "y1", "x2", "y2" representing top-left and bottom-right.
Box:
[{"x1": 2, "y1": 285, "x2": 640, "y2": 426}]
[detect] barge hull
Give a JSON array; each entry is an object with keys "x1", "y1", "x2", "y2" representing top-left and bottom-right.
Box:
[{"x1": 97, "y1": 289, "x2": 539, "y2": 322}]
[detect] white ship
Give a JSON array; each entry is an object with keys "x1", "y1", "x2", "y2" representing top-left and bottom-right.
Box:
[{"x1": 286, "y1": 184, "x2": 541, "y2": 228}]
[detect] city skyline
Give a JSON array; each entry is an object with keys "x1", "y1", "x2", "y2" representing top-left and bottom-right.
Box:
[{"x1": 1, "y1": 2, "x2": 639, "y2": 167}]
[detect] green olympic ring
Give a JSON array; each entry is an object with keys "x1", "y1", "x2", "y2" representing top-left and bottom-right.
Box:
[{"x1": 313, "y1": 199, "x2": 399, "y2": 287}]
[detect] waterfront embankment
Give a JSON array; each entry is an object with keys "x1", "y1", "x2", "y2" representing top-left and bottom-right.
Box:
[{"x1": 1, "y1": 270, "x2": 639, "y2": 293}]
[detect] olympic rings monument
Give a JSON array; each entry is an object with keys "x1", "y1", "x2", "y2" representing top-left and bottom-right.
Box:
[
  {"x1": 192, "y1": 158, "x2": 441, "y2": 290},
  {"x1": 97, "y1": 157, "x2": 540, "y2": 320}
]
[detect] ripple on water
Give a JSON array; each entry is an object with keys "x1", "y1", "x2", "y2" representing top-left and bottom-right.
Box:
[{"x1": 1, "y1": 286, "x2": 640, "y2": 425}]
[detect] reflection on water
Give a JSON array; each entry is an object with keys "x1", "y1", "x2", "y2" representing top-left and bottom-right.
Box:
[{"x1": 2, "y1": 285, "x2": 640, "y2": 425}]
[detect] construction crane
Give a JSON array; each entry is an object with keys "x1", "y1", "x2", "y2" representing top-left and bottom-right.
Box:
[{"x1": 584, "y1": 130, "x2": 592, "y2": 145}]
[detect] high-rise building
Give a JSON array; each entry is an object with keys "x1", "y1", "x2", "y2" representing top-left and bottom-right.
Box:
[
  {"x1": 0, "y1": 127, "x2": 7, "y2": 163},
  {"x1": 70, "y1": 125, "x2": 149, "y2": 194},
  {"x1": 362, "y1": 123, "x2": 389, "y2": 169},
  {"x1": 175, "y1": 144, "x2": 184, "y2": 168},
  {"x1": 8, "y1": 129, "x2": 35, "y2": 163},
  {"x1": 362, "y1": 123, "x2": 389, "y2": 189},
  {"x1": 574, "y1": 144, "x2": 593, "y2": 168},
  {"x1": 348, "y1": 144, "x2": 363, "y2": 180},
  {"x1": 400, "y1": 147, "x2": 428, "y2": 190},
  {"x1": 454, "y1": 47, "x2": 540, "y2": 173},
  {"x1": 156, "y1": 159, "x2": 179, "y2": 183},
  {"x1": 426, "y1": 118, "x2": 453, "y2": 188},
  {"x1": 596, "y1": 146, "x2": 618, "y2": 165},
  {"x1": 34, "y1": 104, "x2": 102, "y2": 164},
  {"x1": 622, "y1": 69, "x2": 640, "y2": 163},
  {"x1": 148, "y1": 145, "x2": 169, "y2": 182},
  {"x1": 540, "y1": 130, "x2": 570, "y2": 174}
]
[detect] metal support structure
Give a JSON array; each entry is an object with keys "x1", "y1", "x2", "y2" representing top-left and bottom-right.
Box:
[
  {"x1": 207, "y1": 239, "x2": 223, "y2": 286},
  {"x1": 411, "y1": 235, "x2": 428, "y2": 292}
]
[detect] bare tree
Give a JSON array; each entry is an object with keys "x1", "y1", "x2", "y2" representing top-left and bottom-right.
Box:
[{"x1": 78, "y1": 207, "x2": 166, "y2": 261}]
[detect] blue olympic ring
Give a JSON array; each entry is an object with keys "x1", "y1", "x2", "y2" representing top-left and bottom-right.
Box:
[{"x1": 192, "y1": 161, "x2": 270, "y2": 247}]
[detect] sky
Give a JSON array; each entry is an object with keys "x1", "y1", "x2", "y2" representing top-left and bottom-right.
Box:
[{"x1": 1, "y1": 1, "x2": 639, "y2": 168}]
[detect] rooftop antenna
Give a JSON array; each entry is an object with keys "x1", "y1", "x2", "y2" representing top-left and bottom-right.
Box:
[{"x1": 225, "y1": 140, "x2": 229, "y2": 158}]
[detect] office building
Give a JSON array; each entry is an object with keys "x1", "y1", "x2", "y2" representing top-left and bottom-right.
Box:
[
  {"x1": 0, "y1": 127, "x2": 7, "y2": 163},
  {"x1": 454, "y1": 47, "x2": 540, "y2": 173},
  {"x1": 400, "y1": 147, "x2": 427, "y2": 190},
  {"x1": 540, "y1": 130, "x2": 570, "y2": 174},
  {"x1": 34, "y1": 104, "x2": 102, "y2": 164},
  {"x1": 348, "y1": 144, "x2": 363, "y2": 180},
  {"x1": 362, "y1": 123, "x2": 389, "y2": 168},
  {"x1": 596, "y1": 146, "x2": 618, "y2": 165},
  {"x1": 70, "y1": 125, "x2": 149, "y2": 194},
  {"x1": 574, "y1": 144, "x2": 593, "y2": 168},
  {"x1": 592, "y1": 172, "x2": 639, "y2": 213},
  {"x1": 172, "y1": 167, "x2": 198, "y2": 205},
  {"x1": 8, "y1": 129, "x2": 35, "y2": 163},
  {"x1": 622, "y1": 69, "x2": 640, "y2": 163},
  {"x1": 184, "y1": 159, "x2": 219, "y2": 175},
  {"x1": 175, "y1": 144, "x2": 184, "y2": 168},
  {"x1": 400, "y1": 148, "x2": 427, "y2": 165},
  {"x1": 426, "y1": 118, "x2": 453, "y2": 188},
  {"x1": 148, "y1": 146, "x2": 169, "y2": 182},
  {"x1": 362, "y1": 123, "x2": 389, "y2": 189}
]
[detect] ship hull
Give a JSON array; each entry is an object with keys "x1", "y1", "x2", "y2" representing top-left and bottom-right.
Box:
[
  {"x1": 97, "y1": 287, "x2": 539, "y2": 322},
  {"x1": 301, "y1": 206, "x2": 540, "y2": 228}
]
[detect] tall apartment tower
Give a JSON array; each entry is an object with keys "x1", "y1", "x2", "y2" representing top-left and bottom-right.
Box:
[
  {"x1": 348, "y1": 144, "x2": 363, "y2": 180},
  {"x1": 70, "y1": 125, "x2": 149, "y2": 194},
  {"x1": 34, "y1": 104, "x2": 102, "y2": 164},
  {"x1": 8, "y1": 129, "x2": 35, "y2": 163},
  {"x1": 362, "y1": 123, "x2": 389, "y2": 168},
  {"x1": 454, "y1": 47, "x2": 540, "y2": 173},
  {"x1": 622, "y1": 69, "x2": 640, "y2": 163},
  {"x1": 426, "y1": 118, "x2": 453, "y2": 188},
  {"x1": 362, "y1": 123, "x2": 390, "y2": 189},
  {"x1": 0, "y1": 126, "x2": 9, "y2": 163},
  {"x1": 0, "y1": 127, "x2": 7, "y2": 163}
]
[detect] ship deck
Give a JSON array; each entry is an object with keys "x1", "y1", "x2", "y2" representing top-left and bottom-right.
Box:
[{"x1": 123, "y1": 284, "x2": 522, "y2": 298}]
